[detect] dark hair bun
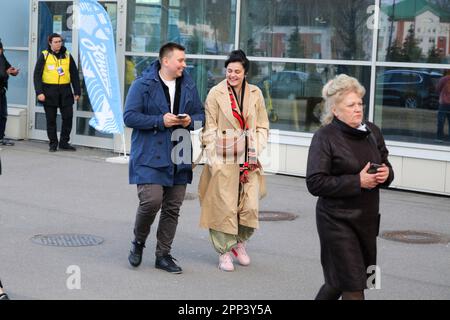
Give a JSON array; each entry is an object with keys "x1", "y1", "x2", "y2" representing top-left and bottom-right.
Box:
[
  {"x1": 225, "y1": 49, "x2": 250, "y2": 73},
  {"x1": 234, "y1": 49, "x2": 247, "y2": 59}
]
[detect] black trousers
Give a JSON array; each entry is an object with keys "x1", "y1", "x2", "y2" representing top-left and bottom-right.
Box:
[
  {"x1": 0, "y1": 89, "x2": 7, "y2": 140},
  {"x1": 133, "y1": 184, "x2": 187, "y2": 257},
  {"x1": 43, "y1": 104, "x2": 73, "y2": 147}
]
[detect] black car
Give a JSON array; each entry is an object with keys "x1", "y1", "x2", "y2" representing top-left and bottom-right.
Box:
[{"x1": 376, "y1": 69, "x2": 441, "y2": 109}]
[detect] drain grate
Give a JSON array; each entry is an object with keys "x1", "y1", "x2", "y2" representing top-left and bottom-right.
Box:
[
  {"x1": 380, "y1": 230, "x2": 450, "y2": 244},
  {"x1": 259, "y1": 211, "x2": 298, "y2": 221},
  {"x1": 184, "y1": 192, "x2": 198, "y2": 200},
  {"x1": 31, "y1": 234, "x2": 104, "y2": 247}
]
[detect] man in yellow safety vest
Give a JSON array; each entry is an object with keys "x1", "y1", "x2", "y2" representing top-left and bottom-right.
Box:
[{"x1": 33, "y1": 33, "x2": 81, "y2": 152}]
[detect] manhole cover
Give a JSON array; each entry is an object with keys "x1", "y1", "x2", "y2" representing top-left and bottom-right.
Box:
[
  {"x1": 259, "y1": 211, "x2": 298, "y2": 221},
  {"x1": 184, "y1": 192, "x2": 198, "y2": 200},
  {"x1": 31, "y1": 234, "x2": 104, "y2": 247},
  {"x1": 380, "y1": 230, "x2": 450, "y2": 244}
]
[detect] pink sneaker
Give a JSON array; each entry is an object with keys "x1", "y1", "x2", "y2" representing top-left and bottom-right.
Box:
[
  {"x1": 218, "y1": 252, "x2": 234, "y2": 271},
  {"x1": 231, "y1": 242, "x2": 250, "y2": 266}
]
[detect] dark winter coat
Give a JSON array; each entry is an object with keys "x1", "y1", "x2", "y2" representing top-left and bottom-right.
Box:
[
  {"x1": 33, "y1": 46, "x2": 81, "y2": 107},
  {"x1": 0, "y1": 53, "x2": 11, "y2": 90},
  {"x1": 123, "y1": 60, "x2": 205, "y2": 186},
  {"x1": 306, "y1": 117, "x2": 394, "y2": 291}
]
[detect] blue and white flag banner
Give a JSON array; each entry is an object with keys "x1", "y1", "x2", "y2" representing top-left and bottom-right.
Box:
[{"x1": 78, "y1": 0, "x2": 124, "y2": 134}]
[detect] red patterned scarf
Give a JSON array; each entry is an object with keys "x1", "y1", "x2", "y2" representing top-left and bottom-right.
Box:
[{"x1": 227, "y1": 81, "x2": 260, "y2": 183}]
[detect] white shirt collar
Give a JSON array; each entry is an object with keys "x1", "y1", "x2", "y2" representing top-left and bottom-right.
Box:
[{"x1": 357, "y1": 123, "x2": 367, "y2": 131}]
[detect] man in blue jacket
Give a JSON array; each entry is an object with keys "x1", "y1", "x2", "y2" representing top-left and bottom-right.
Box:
[{"x1": 124, "y1": 43, "x2": 205, "y2": 274}]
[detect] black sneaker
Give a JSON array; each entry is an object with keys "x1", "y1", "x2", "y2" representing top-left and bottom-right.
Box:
[
  {"x1": 0, "y1": 139, "x2": 14, "y2": 146},
  {"x1": 128, "y1": 240, "x2": 145, "y2": 267},
  {"x1": 155, "y1": 254, "x2": 182, "y2": 274},
  {"x1": 59, "y1": 143, "x2": 76, "y2": 151},
  {"x1": 49, "y1": 145, "x2": 57, "y2": 152}
]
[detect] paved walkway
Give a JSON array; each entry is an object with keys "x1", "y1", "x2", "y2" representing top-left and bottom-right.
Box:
[{"x1": 0, "y1": 140, "x2": 449, "y2": 300}]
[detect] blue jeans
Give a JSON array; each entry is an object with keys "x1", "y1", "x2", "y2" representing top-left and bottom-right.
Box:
[
  {"x1": 437, "y1": 103, "x2": 450, "y2": 140},
  {"x1": 0, "y1": 89, "x2": 7, "y2": 140}
]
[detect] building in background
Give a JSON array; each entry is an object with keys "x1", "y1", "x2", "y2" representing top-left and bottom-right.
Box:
[{"x1": 1, "y1": 0, "x2": 450, "y2": 195}]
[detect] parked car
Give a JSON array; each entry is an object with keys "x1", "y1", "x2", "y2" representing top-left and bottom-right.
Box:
[
  {"x1": 376, "y1": 69, "x2": 441, "y2": 109},
  {"x1": 258, "y1": 70, "x2": 323, "y2": 100}
]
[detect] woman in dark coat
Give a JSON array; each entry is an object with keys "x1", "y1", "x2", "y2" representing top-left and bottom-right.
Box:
[{"x1": 306, "y1": 74, "x2": 394, "y2": 300}]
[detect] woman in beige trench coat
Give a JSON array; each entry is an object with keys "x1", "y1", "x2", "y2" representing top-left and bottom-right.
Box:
[{"x1": 198, "y1": 50, "x2": 269, "y2": 271}]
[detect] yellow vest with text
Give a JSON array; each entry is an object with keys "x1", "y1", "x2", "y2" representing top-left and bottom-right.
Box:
[{"x1": 41, "y1": 50, "x2": 71, "y2": 84}]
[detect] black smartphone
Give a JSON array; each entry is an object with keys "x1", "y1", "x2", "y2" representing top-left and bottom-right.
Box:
[
  {"x1": 367, "y1": 163, "x2": 382, "y2": 174},
  {"x1": 177, "y1": 113, "x2": 188, "y2": 119}
]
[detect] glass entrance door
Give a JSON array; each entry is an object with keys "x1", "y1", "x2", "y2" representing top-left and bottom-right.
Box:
[{"x1": 30, "y1": 0, "x2": 121, "y2": 149}]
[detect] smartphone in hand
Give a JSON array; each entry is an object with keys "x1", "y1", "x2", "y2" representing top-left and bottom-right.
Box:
[
  {"x1": 177, "y1": 113, "x2": 188, "y2": 119},
  {"x1": 367, "y1": 163, "x2": 382, "y2": 174}
]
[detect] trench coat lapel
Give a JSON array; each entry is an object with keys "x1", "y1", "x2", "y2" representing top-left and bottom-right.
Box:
[
  {"x1": 216, "y1": 80, "x2": 242, "y2": 130},
  {"x1": 242, "y1": 81, "x2": 252, "y2": 121}
]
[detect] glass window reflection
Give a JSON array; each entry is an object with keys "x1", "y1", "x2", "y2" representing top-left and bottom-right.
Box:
[
  {"x1": 374, "y1": 66, "x2": 450, "y2": 145},
  {"x1": 240, "y1": 0, "x2": 374, "y2": 60},
  {"x1": 76, "y1": 117, "x2": 113, "y2": 138},
  {"x1": 2, "y1": 50, "x2": 28, "y2": 105},
  {"x1": 126, "y1": 0, "x2": 236, "y2": 54},
  {"x1": 0, "y1": 0, "x2": 29, "y2": 47},
  {"x1": 378, "y1": 0, "x2": 450, "y2": 63},
  {"x1": 247, "y1": 62, "x2": 371, "y2": 132}
]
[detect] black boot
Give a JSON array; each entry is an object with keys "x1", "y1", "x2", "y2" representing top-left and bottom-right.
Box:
[
  {"x1": 315, "y1": 283, "x2": 342, "y2": 300},
  {"x1": 59, "y1": 143, "x2": 76, "y2": 151},
  {"x1": 155, "y1": 254, "x2": 183, "y2": 274},
  {"x1": 128, "y1": 240, "x2": 145, "y2": 267},
  {"x1": 0, "y1": 279, "x2": 9, "y2": 300}
]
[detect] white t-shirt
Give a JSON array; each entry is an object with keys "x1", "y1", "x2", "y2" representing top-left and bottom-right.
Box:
[{"x1": 159, "y1": 71, "x2": 176, "y2": 113}]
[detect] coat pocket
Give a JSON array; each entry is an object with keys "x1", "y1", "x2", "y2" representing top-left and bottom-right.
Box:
[{"x1": 137, "y1": 151, "x2": 170, "y2": 168}]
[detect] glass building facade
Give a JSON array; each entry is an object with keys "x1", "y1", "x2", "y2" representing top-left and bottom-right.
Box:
[
  {"x1": 1, "y1": 0, "x2": 450, "y2": 195},
  {"x1": 123, "y1": 0, "x2": 450, "y2": 145}
]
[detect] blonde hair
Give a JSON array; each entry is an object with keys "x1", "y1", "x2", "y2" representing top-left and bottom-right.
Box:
[{"x1": 320, "y1": 74, "x2": 366, "y2": 125}]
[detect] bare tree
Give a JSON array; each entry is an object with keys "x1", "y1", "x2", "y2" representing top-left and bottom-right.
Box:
[{"x1": 330, "y1": 0, "x2": 369, "y2": 60}]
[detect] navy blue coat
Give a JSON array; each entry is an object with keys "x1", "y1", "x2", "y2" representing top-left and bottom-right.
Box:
[{"x1": 124, "y1": 60, "x2": 205, "y2": 186}]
